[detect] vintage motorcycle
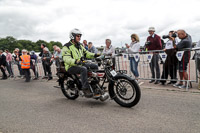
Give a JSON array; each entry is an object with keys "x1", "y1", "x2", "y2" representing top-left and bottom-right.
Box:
[{"x1": 57, "y1": 56, "x2": 141, "y2": 108}]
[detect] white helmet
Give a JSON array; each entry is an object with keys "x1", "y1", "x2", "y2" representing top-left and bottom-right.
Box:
[{"x1": 69, "y1": 28, "x2": 82, "y2": 40}]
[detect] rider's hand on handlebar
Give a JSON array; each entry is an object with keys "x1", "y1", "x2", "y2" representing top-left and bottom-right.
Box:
[
  {"x1": 75, "y1": 59, "x2": 87, "y2": 65},
  {"x1": 75, "y1": 59, "x2": 81, "y2": 65}
]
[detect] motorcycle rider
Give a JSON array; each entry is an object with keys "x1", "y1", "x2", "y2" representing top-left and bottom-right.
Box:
[{"x1": 62, "y1": 28, "x2": 100, "y2": 98}]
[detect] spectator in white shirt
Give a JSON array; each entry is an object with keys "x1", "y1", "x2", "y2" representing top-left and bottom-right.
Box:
[
  {"x1": 103, "y1": 39, "x2": 115, "y2": 69},
  {"x1": 125, "y1": 34, "x2": 140, "y2": 80}
]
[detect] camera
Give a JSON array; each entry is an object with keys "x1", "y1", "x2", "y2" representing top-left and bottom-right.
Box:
[
  {"x1": 145, "y1": 41, "x2": 151, "y2": 46},
  {"x1": 162, "y1": 33, "x2": 177, "y2": 39}
]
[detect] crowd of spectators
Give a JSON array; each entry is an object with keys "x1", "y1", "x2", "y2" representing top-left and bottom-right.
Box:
[{"x1": 0, "y1": 28, "x2": 198, "y2": 89}]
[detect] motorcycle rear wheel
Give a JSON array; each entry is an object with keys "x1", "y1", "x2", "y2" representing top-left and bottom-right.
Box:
[{"x1": 60, "y1": 77, "x2": 79, "y2": 100}]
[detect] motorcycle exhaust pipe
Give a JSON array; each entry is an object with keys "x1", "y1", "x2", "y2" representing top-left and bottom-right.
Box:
[{"x1": 100, "y1": 92, "x2": 109, "y2": 102}]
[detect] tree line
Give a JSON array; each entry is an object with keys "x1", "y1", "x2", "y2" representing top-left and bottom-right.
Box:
[{"x1": 0, "y1": 36, "x2": 63, "y2": 53}]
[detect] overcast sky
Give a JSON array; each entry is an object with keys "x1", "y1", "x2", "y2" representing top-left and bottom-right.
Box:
[{"x1": 0, "y1": 0, "x2": 200, "y2": 47}]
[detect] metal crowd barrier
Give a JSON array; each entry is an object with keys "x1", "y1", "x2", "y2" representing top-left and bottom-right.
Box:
[
  {"x1": 114, "y1": 48, "x2": 200, "y2": 91},
  {"x1": 9, "y1": 59, "x2": 58, "y2": 80}
]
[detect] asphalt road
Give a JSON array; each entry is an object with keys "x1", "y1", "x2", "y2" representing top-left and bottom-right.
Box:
[{"x1": 0, "y1": 79, "x2": 200, "y2": 133}]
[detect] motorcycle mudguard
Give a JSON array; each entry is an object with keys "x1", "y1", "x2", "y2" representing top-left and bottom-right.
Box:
[
  {"x1": 108, "y1": 74, "x2": 138, "y2": 99},
  {"x1": 113, "y1": 74, "x2": 136, "y2": 81}
]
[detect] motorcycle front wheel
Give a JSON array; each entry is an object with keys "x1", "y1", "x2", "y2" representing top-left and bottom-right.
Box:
[
  {"x1": 60, "y1": 77, "x2": 79, "y2": 100},
  {"x1": 110, "y1": 76, "x2": 141, "y2": 108}
]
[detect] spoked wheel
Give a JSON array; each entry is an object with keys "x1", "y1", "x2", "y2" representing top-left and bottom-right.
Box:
[
  {"x1": 112, "y1": 77, "x2": 141, "y2": 107},
  {"x1": 60, "y1": 77, "x2": 79, "y2": 100}
]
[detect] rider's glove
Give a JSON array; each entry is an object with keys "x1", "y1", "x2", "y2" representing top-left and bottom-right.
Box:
[
  {"x1": 75, "y1": 59, "x2": 81, "y2": 65},
  {"x1": 94, "y1": 53, "x2": 101, "y2": 58}
]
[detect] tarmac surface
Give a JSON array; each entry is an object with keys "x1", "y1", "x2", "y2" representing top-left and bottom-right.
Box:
[{"x1": 0, "y1": 78, "x2": 200, "y2": 133}]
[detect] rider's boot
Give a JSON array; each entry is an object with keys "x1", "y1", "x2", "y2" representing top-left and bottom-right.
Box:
[{"x1": 82, "y1": 88, "x2": 93, "y2": 98}]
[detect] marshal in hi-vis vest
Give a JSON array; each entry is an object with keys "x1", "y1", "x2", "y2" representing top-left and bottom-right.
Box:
[{"x1": 20, "y1": 55, "x2": 31, "y2": 69}]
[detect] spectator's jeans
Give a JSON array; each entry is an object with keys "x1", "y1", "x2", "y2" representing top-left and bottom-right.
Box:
[
  {"x1": 67, "y1": 63, "x2": 98, "y2": 89},
  {"x1": 22, "y1": 69, "x2": 30, "y2": 81},
  {"x1": 129, "y1": 57, "x2": 139, "y2": 77},
  {"x1": 6, "y1": 61, "x2": 13, "y2": 76},
  {"x1": 149, "y1": 54, "x2": 160, "y2": 79}
]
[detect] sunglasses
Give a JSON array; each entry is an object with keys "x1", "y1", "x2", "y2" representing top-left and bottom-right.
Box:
[{"x1": 76, "y1": 35, "x2": 82, "y2": 38}]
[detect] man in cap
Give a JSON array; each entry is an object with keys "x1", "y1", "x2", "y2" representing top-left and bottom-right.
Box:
[{"x1": 146, "y1": 27, "x2": 162, "y2": 84}]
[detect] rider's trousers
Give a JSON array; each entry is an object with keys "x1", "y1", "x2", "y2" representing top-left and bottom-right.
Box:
[{"x1": 67, "y1": 63, "x2": 98, "y2": 89}]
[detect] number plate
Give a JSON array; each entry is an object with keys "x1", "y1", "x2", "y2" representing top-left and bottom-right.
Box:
[{"x1": 110, "y1": 70, "x2": 117, "y2": 77}]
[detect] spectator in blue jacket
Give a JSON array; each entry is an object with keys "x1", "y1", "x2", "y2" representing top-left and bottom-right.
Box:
[
  {"x1": 30, "y1": 51, "x2": 38, "y2": 79},
  {"x1": 88, "y1": 42, "x2": 98, "y2": 54}
]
